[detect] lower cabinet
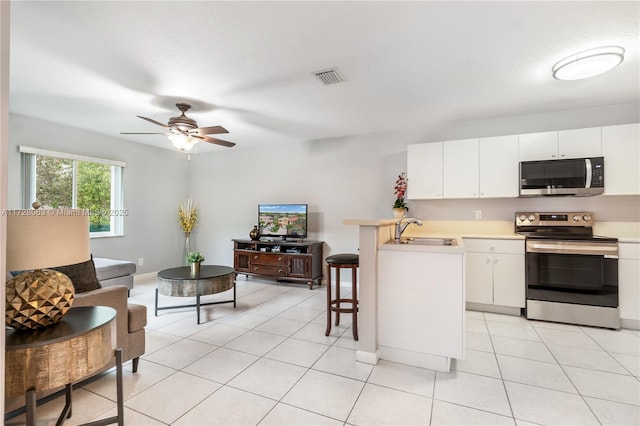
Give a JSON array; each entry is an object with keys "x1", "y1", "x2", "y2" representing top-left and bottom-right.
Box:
[
  {"x1": 619, "y1": 242, "x2": 640, "y2": 327},
  {"x1": 232, "y1": 239, "x2": 323, "y2": 289},
  {"x1": 463, "y1": 238, "x2": 525, "y2": 309}
]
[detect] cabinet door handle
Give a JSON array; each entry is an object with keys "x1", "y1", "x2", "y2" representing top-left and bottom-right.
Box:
[
  {"x1": 551, "y1": 154, "x2": 556, "y2": 158},
  {"x1": 253, "y1": 255, "x2": 258, "y2": 259},
  {"x1": 278, "y1": 257, "x2": 283, "y2": 261},
  {"x1": 278, "y1": 269, "x2": 283, "y2": 274}
]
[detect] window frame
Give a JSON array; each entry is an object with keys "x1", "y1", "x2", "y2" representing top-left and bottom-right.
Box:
[{"x1": 19, "y1": 145, "x2": 127, "y2": 237}]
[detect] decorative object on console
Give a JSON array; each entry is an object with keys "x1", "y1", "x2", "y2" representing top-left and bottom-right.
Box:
[
  {"x1": 393, "y1": 172, "x2": 409, "y2": 218},
  {"x1": 5, "y1": 209, "x2": 90, "y2": 330},
  {"x1": 187, "y1": 251, "x2": 205, "y2": 275},
  {"x1": 250, "y1": 225, "x2": 260, "y2": 240},
  {"x1": 179, "y1": 197, "x2": 198, "y2": 264}
]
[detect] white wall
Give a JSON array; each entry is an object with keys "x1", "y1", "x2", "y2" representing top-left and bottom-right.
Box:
[
  {"x1": 7, "y1": 113, "x2": 190, "y2": 274},
  {"x1": 189, "y1": 102, "x2": 640, "y2": 269}
]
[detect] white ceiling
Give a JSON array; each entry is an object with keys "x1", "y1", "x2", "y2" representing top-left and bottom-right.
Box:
[{"x1": 8, "y1": 1, "x2": 639, "y2": 153}]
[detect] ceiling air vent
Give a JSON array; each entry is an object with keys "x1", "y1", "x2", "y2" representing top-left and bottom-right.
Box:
[{"x1": 313, "y1": 68, "x2": 344, "y2": 85}]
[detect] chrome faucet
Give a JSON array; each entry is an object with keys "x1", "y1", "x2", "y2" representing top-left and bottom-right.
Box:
[{"x1": 395, "y1": 217, "x2": 423, "y2": 242}]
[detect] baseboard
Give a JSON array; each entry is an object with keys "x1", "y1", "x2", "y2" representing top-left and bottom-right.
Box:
[
  {"x1": 466, "y1": 302, "x2": 523, "y2": 316},
  {"x1": 134, "y1": 272, "x2": 157, "y2": 284},
  {"x1": 621, "y1": 318, "x2": 640, "y2": 330}
]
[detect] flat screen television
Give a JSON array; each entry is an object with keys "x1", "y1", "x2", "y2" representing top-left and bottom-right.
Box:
[{"x1": 258, "y1": 204, "x2": 308, "y2": 239}]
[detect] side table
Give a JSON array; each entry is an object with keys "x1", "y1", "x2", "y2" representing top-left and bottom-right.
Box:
[
  {"x1": 156, "y1": 265, "x2": 236, "y2": 324},
  {"x1": 5, "y1": 306, "x2": 123, "y2": 426}
]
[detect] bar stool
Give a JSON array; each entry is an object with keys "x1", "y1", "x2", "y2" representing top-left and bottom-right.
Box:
[{"x1": 325, "y1": 253, "x2": 359, "y2": 340}]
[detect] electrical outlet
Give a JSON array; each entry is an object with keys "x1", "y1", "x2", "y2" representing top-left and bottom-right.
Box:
[
  {"x1": 475, "y1": 210, "x2": 482, "y2": 220},
  {"x1": 138, "y1": 258, "x2": 144, "y2": 266}
]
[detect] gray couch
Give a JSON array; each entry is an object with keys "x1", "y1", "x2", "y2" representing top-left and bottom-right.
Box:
[{"x1": 93, "y1": 257, "x2": 136, "y2": 291}]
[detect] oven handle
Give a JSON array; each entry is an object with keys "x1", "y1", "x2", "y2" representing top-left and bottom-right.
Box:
[{"x1": 526, "y1": 241, "x2": 618, "y2": 258}]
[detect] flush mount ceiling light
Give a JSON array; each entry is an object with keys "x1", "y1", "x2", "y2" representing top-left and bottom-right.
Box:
[{"x1": 552, "y1": 46, "x2": 625, "y2": 80}]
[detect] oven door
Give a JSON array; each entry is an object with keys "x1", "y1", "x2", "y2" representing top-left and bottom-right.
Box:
[{"x1": 526, "y1": 239, "x2": 618, "y2": 308}]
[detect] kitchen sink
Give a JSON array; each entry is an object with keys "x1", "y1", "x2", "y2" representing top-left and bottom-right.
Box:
[{"x1": 387, "y1": 237, "x2": 457, "y2": 246}]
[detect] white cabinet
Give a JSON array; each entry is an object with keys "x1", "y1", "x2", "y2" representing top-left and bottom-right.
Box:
[
  {"x1": 479, "y1": 135, "x2": 519, "y2": 198},
  {"x1": 619, "y1": 242, "x2": 640, "y2": 326},
  {"x1": 407, "y1": 142, "x2": 443, "y2": 199},
  {"x1": 602, "y1": 123, "x2": 640, "y2": 196},
  {"x1": 464, "y1": 238, "x2": 525, "y2": 308},
  {"x1": 519, "y1": 128, "x2": 601, "y2": 161},
  {"x1": 444, "y1": 138, "x2": 479, "y2": 198}
]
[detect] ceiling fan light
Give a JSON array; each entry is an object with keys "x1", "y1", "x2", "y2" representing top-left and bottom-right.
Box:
[
  {"x1": 552, "y1": 46, "x2": 624, "y2": 80},
  {"x1": 168, "y1": 134, "x2": 197, "y2": 151}
]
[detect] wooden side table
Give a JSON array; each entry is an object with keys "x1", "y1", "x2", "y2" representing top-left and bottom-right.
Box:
[
  {"x1": 156, "y1": 265, "x2": 236, "y2": 324},
  {"x1": 5, "y1": 306, "x2": 124, "y2": 426}
]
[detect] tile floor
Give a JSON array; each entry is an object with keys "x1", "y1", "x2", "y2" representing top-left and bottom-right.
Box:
[{"x1": 7, "y1": 277, "x2": 640, "y2": 425}]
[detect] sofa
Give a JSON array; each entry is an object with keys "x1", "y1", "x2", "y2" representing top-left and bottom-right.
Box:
[
  {"x1": 93, "y1": 257, "x2": 137, "y2": 291},
  {"x1": 4, "y1": 283, "x2": 147, "y2": 416}
]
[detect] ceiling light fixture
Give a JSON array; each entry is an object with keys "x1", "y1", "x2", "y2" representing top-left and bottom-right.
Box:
[
  {"x1": 168, "y1": 134, "x2": 197, "y2": 151},
  {"x1": 552, "y1": 46, "x2": 625, "y2": 80}
]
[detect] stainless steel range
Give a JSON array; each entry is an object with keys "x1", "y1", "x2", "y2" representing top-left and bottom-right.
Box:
[{"x1": 515, "y1": 212, "x2": 619, "y2": 329}]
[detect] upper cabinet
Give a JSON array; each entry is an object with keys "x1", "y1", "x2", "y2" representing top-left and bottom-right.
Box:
[
  {"x1": 479, "y1": 135, "x2": 519, "y2": 198},
  {"x1": 444, "y1": 139, "x2": 479, "y2": 198},
  {"x1": 407, "y1": 142, "x2": 443, "y2": 199},
  {"x1": 519, "y1": 128, "x2": 601, "y2": 161},
  {"x1": 407, "y1": 123, "x2": 638, "y2": 200},
  {"x1": 602, "y1": 123, "x2": 640, "y2": 196}
]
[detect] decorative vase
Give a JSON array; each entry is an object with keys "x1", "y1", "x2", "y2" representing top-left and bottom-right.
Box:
[
  {"x1": 184, "y1": 234, "x2": 191, "y2": 265},
  {"x1": 392, "y1": 208, "x2": 406, "y2": 219},
  {"x1": 249, "y1": 225, "x2": 260, "y2": 240},
  {"x1": 190, "y1": 262, "x2": 201, "y2": 276}
]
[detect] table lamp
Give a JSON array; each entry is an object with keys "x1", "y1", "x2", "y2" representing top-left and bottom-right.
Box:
[{"x1": 5, "y1": 210, "x2": 90, "y2": 330}]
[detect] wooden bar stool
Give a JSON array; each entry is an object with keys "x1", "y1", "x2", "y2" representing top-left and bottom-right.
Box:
[{"x1": 325, "y1": 253, "x2": 359, "y2": 340}]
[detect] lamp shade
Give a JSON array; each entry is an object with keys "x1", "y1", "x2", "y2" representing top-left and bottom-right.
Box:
[{"x1": 6, "y1": 209, "x2": 91, "y2": 271}]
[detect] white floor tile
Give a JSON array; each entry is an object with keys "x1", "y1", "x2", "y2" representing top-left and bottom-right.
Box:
[
  {"x1": 483, "y1": 312, "x2": 529, "y2": 325},
  {"x1": 281, "y1": 369, "x2": 364, "y2": 421},
  {"x1": 254, "y1": 316, "x2": 307, "y2": 337},
  {"x1": 368, "y1": 359, "x2": 436, "y2": 398},
  {"x1": 486, "y1": 321, "x2": 541, "y2": 341},
  {"x1": 584, "y1": 396, "x2": 640, "y2": 426},
  {"x1": 465, "y1": 331, "x2": 494, "y2": 353},
  {"x1": 466, "y1": 318, "x2": 489, "y2": 334},
  {"x1": 143, "y1": 329, "x2": 183, "y2": 356},
  {"x1": 347, "y1": 383, "x2": 431, "y2": 425},
  {"x1": 265, "y1": 337, "x2": 329, "y2": 367},
  {"x1": 534, "y1": 327, "x2": 600, "y2": 350},
  {"x1": 219, "y1": 311, "x2": 272, "y2": 329},
  {"x1": 173, "y1": 386, "x2": 276, "y2": 425},
  {"x1": 154, "y1": 313, "x2": 217, "y2": 337},
  {"x1": 223, "y1": 329, "x2": 287, "y2": 356},
  {"x1": 582, "y1": 328, "x2": 640, "y2": 356},
  {"x1": 87, "y1": 406, "x2": 167, "y2": 425},
  {"x1": 434, "y1": 370, "x2": 512, "y2": 417},
  {"x1": 228, "y1": 357, "x2": 307, "y2": 400},
  {"x1": 453, "y1": 348, "x2": 501, "y2": 378},
  {"x1": 497, "y1": 354, "x2": 576, "y2": 393},
  {"x1": 124, "y1": 371, "x2": 221, "y2": 424},
  {"x1": 465, "y1": 310, "x2": 485, "y2": 320},
  {"x1": 292, "y1": 322, "x2": 343, "y2": 345},
  {"x1": 431, "y1": 399, "x2": 515, "y2": 425},
  {"x1": 563, "y1": 366, "x2": 640, "y2": 406},
  {"x1": 312, "y1": 346, "x2": 374, "y2": 381},
  {"x1": 142, "y1": 338, "x2": 216, "y2": 370},
  {"x1": 609, "y1": 352, "x2": 640, "y2": 377},
  {"x1": 490, "y1": 335, "x2": 555, "y2": 363},
  {"x1": 188, "y1": 322, "x2": 250, "y2": 346},
  {"x1": 547, "y1": 343, "x2": 629, "y2": 374},
  {"x1": 278, "y1": 305, "x2": 324, "y2": 322},
  {"x1": 259, "y1": 403, "x2": 343, "y2": 425},
  {"x1": 182, "y1": 347, "x2": 259, "y2": 383},
  {"x1": 505, "y1": 381, "x2": 599, "y2": 425}
]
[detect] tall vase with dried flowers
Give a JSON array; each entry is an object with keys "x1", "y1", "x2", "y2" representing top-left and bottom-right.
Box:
[
  {"x1": 179, "y1": 197, "x2": 198, "y2": 265},
  {"x1": 393, "y1": 172, "x2": 409, "y2": 219}
]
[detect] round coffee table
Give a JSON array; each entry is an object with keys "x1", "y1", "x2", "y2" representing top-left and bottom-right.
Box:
[{"x1": 155, "y1": 265, "x2": 236, "y2": 324}]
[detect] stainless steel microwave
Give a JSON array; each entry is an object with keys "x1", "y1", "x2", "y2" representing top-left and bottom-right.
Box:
[{"x1": 519, "y1": 156, "x2": 604, "y2": 197}]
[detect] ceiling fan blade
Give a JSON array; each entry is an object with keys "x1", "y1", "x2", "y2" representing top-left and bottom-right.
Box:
[
  {"x1": 194, "y1": 125, "x2": 229, "y2": 135},
  {"x1": 120, "y1": 132, "x2": 168, "y2": 135},
  {"x1": 137, "y1": 115, "x2": 170, "y2": 128},
  {"x1": 193, "y1": 134, "x2": 236, "y2": 147}
]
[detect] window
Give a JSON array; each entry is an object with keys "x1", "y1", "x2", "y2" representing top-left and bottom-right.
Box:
[{"x1": 20, "y1": 146, "x2": 126, "y2": 236}]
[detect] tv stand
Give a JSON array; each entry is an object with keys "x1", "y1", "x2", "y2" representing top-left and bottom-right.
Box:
[{"x1": 233, "y1": 239, "x2": 323, "y2": 289}]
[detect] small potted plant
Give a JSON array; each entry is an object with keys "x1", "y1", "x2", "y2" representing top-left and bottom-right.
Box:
[
  {"x1": 392, "y1": 172, "x2": 409, "y2": 218},
  {"x1": 187, "y1": 251, "x2": 205, "y2": 275}
]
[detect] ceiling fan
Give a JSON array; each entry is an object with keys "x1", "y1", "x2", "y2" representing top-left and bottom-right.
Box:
[{"x1": 121, "y1": 103, "x2": 235, "y2": 151}]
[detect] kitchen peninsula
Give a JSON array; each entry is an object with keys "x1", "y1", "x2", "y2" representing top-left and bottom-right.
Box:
[{"x1": 344, "y1": 219, "x2": 466, "y2": 372}]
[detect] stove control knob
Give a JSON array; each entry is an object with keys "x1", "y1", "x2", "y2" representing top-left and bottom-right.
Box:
[
  {"x1": 518, "y1": 214, "x2": 526, "y2": 222},
  {"x1": 583, "y1": 214, "x2": 591, "y2": 222},
  {"x1": 573, "y1": 214, "x2": 581, "y2": 222},
  {"x1": 528, "y1": 215, "x2": 536, "y2": 222}
]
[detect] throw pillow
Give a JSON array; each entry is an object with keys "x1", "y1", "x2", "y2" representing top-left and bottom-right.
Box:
[{"x1": 50, "y1": 255, "x2": 101, "y2": 293}]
